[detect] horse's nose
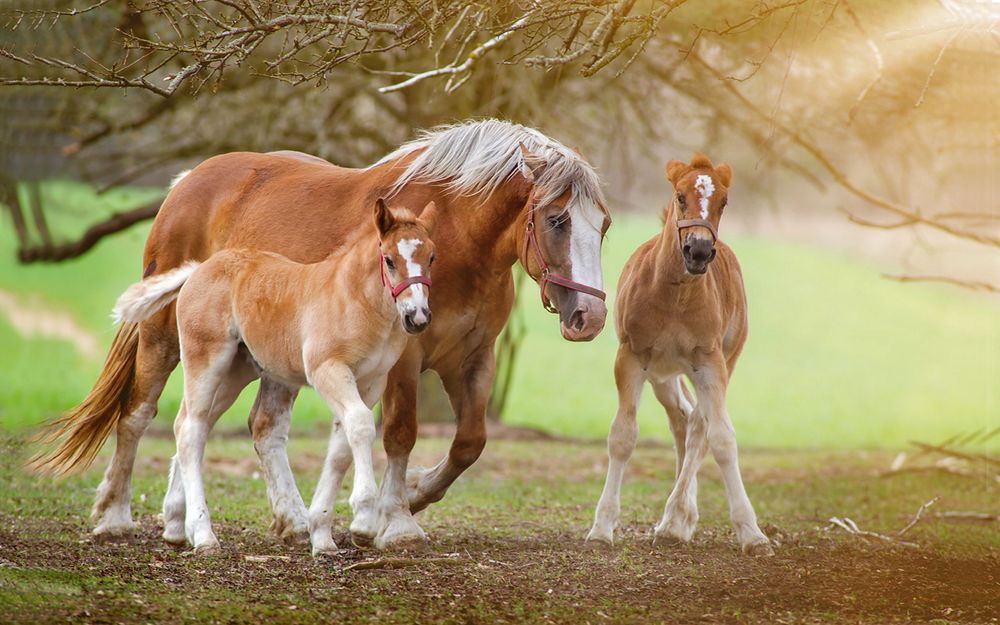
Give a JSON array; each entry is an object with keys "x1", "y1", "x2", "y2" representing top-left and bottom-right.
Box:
[
  {"x1": 560, "y1": 297, "x2": 607, "y2": 342},
  {"x1": 403, "y1": 307, "x2": 431, "y2": 334},
  {"x1": 683, "y1": 239, "x2": 716, "y2": 272}
]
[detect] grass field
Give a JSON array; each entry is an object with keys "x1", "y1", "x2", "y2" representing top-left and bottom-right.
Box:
[
  {"x1": 1, "y1": 181, "x2": 996, "y2": 451},
  {"x1": 1, "y1": 433, "x2": 997, "y2": 625}
]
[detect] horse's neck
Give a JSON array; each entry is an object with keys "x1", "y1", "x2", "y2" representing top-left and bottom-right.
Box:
[{"x1": 654, "y1": 215, "x2": 701, "y2": 289}]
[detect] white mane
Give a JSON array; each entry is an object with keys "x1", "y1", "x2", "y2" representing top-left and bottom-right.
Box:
[{"x1": 373, "y1": 119, "x2": 606, "y2": 221}]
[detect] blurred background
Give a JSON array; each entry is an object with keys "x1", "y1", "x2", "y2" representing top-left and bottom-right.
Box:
[{"x1": 0, "y1": 0, "x2": 996, "y2": 451}]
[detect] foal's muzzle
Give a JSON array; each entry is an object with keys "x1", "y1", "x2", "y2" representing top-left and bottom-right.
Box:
[
  {"x1": 682, "y1": 238, "x2": 717, "y2": 275},
  {"x1": 403, "y1": 307, "x2": 431, "y2": 334}
]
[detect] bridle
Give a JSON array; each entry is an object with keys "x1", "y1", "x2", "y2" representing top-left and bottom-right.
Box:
[
  {"x1": 520, "y1": 188, "x2": 607, "y2": 314},
  {"x1": 379, "y1": 240, "x2": 432, "y2": 301},
  {"x1": 674, "y1": 194, "x2": 719, "y2": 251}
]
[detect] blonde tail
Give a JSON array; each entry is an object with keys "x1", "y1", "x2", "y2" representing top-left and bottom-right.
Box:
[{"x1": 111, "y1": 261, "x2": 199, "y2": 325}]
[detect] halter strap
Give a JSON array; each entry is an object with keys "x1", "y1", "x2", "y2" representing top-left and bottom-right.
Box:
[
  {"x1": 379, "y1": 240, "x2": 432, "y2": 301},
  {"x1": 675, "y1": 218, "x2": 718, "y2": 243},
  {"x1": 520, "y1": 188, "x2": 606, "y2": 314}
]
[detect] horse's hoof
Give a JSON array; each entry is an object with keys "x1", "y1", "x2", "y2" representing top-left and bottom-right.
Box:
[
  {"x1": 350, "y1": 532, "x2": 376, "y2": 550},
  {"x1": 281, "y1": 529, "x2": 311, "y2": 546},
  {"x1": 92, "y1": 529, "x2": 135, "y2": 545},
  {"x1": 743, "y1": 540, "x2": 775, "y2": 557},
  {"x1": 162, "y1": 531, "x2": 187, "y2": 547},
  {"x1": 376, "y1": 533, "x2": 428, "y2": 553},
  {"x1": 311, "y1": 543, "x2": 340, "y2": 557},
  {"x1": 193, "y1": 542, "x2": 222, "y2": 557},
  {"x1": 583, "y1": 529, "x2": 614, "y2": 549},
  {"x1": 651, "y1": 533, "x2": 687, "y2": 549}
]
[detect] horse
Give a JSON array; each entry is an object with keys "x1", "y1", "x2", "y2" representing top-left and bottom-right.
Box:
[
  {"x1": 585, "y1": 153, "x2": 773, "y2": 556},
  {"x1": 110, "y1": 199, "x2": 437, "y2": 555},
  {"x1": 33, "y1": 119, "x2": 611, "y2": 551}
]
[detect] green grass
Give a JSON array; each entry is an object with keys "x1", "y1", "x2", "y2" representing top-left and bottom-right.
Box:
[{"x1": 1, "y1": 181, "x2": 997, "y2": 451}]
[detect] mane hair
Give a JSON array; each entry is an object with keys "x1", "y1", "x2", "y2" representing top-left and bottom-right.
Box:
[{"x1": 373, "y1": 119, "x2": 605, "y2": 217}]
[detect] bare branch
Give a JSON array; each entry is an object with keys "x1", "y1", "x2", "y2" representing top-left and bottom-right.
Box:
[{"x1": 883, "y1": 274, "x2": 1000, "y2": 294}]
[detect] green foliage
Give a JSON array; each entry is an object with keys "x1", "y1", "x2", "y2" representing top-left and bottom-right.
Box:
[{"x1": 1, "y1": 182, "x2": 997, "y2": 451}]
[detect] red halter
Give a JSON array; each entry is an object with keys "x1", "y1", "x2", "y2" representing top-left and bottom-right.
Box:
[
  {"x1": 379, "y1": 241, "x2": 432, "y2": 301},
  {"x1": 520, "y1": 189, "x2": 607, "y2": 314}
]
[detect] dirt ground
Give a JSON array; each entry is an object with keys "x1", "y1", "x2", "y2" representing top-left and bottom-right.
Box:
[{"x1": 1, "y1": 433, "x2": 998, "y2": 625}]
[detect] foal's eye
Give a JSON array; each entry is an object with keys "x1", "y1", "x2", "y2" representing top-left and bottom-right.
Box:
[
  {"x1": 429, "y1": 254, "x2": 435, "y2": 267},
  {"x1": 720, "y1": 198, "x2": 728, "y2": 213},
  {"x1": 676, "y1": 192, "x2": 686, "y2": 212},
  {"x1": 384, "y1": 256, "x2": 395, "y2": 270}
]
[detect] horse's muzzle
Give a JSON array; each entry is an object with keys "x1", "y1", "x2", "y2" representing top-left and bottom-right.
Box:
[
  {"x1": 403, "y1": 308, "x2": 431, "y2": 334},
  {"x1": 559, "y1": 295, "x2": 607, "y2": 342},
  {"x1": 682, "y1": 239, "x2": 716, "y2": 275}
]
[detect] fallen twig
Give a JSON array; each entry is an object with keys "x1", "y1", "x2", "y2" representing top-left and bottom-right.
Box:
[
  {"x1": 244, "y1": 554, "x2": 292, "y2": 563},
  {"x1": 935, "y1": 511, "x2": 1000, "y2": 522},
  {"x1": 343, "y1": 556, "x2": 468, "y2": 571},
  {"x1": 898, "y1": 497, "x2": 938, "y2": 536},
  {"x1": 827, "y1": 516, "x2": 920, "y2": 548}
]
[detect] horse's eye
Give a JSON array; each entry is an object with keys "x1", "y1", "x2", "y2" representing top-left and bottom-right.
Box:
[
  {"x1": 720, "y1": 198, "x2": 727, "y2": 213},
  {"x1": 384, "y1": 256, "x2": 395, "y2": 270},
  {"x1": 676, "y1": 192, "x2": 686, "y2": 211},
  {"x1": 429, "y1": 253, "x2": 435, "y2": 267},
  {"x1": 546, "y1": 215, "x2": 566, "y2": 230}
]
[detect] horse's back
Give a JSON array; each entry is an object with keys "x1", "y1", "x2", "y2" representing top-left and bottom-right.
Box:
[{"x1": 145, "y1": 152, "x2": 377, "y2": 274}]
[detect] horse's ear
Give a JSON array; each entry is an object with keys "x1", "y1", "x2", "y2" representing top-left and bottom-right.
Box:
[
  {"x1": 418, "y1": 201, "x2": 438, "y2": 236},
  {"x1": 519, "y1": 142, "x2": 545, "y2": 183},
  {"x1": 715, "y1": 162, "x2": 733, "y2": 188},
  {"x1": 374, "y1": 198, "x2": 395, "y2": 237},
  {"x1": 665, "y1": 160, "x2": 687, "y2": 186}
]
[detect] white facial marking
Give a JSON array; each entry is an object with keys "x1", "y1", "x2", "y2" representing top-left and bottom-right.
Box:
[
  {"x1": 694, "y1": 174, "x2": 715, "y2": 219},
  {"x1": 395, "y1": 238, "x2": 429, "y2": 314},
  {"x1": 568, "y1": 201, "x2": 605, "y2": 296}
]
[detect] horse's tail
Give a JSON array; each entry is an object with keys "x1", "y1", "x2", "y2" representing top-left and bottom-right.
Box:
[
  {"x1": 29, "y1": 321, "x2": 140, "y2": 475},
  {"x1": 111, "y1": 261, "x2": 199, "y2": 325},
  {"x1": 29, "y1": 262, "x2": 198, "y2": 476}
]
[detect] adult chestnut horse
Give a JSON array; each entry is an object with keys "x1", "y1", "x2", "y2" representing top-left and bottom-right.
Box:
[
  {"x1": 35, "y1": 119, "x2": 611, "y2": 550},
  {"x1": 585, "y1": 153, "x2": 772, "y2": 555}
]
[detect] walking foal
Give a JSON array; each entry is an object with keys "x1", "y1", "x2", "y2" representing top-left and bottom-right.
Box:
[
  {"x1": 586, "y1": 154, "x2": 772, "y2": 555},
  {"x1": 113, "y1": 200, "x2": 436, "y2": 555}
]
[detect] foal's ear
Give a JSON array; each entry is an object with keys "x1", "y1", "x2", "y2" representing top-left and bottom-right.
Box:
[
  {"x1": 417, "y1": 201, "x2": 438, "y2": 237},
  {"x1": 519, "y1": 142, "x2": 545, "y2": 183},
  {"x1": 665, "y1": 160, "x2": 688, "y2": 187},
  {"x1": 374, "y1": 198, "x2": 395, "y2": 236},
  {"x1": 715, "y1": 162, "x2": 733, "y2": 188}
]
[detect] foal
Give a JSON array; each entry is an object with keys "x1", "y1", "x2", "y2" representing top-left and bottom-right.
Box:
[
  {"x1": 586, "y1": 154, "x2": 772, "y2": 555},
  {"x1": 113, "y1": 199, "x2": 436, "y2": 555}
]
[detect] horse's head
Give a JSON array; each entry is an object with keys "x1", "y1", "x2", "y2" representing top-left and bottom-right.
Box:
[
  {"x1": 374, "y1": 198, "x2": 437, "y2": 334},
  {"x1": 518, "y1": 144, "x2": 611, "y2": 342},
  {"x1": 665, "y1": 153, "x2": 732, "y2": 275}
]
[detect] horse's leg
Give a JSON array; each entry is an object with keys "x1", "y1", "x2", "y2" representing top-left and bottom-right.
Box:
[
  {"x1": 308, "y1": 362, "x2": 379, "y2": 556},
  {"x1": 161, "y1": 407, "x2": 188, "y2": 546},
  {"x1": 586, "y1": 347, "x2": 645, "y2": 546},
  {"x1": 650, "y1": 376, "x2": 698, "y2": 527},
  {"x1": 306, "y1": 419, "x2": 353, "y2": 554},
  {"x1": 701, "y1": 378, "x2": 772, "y2": 556},
  {"x1": 174, "y1": 342, "x2": 257, "y2": 554},
  {"x1": 653, "y1": 359, "x2": 720, "y2": 547},
  {"x1": 248, "y1": 379, "x2": 308, "y2": 544},
  {"x1": 92, "y1": 312, "x2": 178, "y2": 541},
  {"x1": 162, "y1": 358, "x2": 257, "y2": 547},
  {"x1": 375, "y1": 352, "x2": 428, "y2": 551},
  {"x1": 405, "y1": 346, "x2": 494, "y2": 513}
]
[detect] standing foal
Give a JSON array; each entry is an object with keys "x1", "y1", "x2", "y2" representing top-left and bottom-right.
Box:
[
  {"x1": 586, "y1": 154, "x2": 772, "y2": 555},
  {"x1": 113, "y1": 199, "x2": 436, "y2": 555}
]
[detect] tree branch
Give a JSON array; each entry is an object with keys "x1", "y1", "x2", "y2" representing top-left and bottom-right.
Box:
[{"x1": 17, "y1": 199, "x2": 162, "y2": 264}]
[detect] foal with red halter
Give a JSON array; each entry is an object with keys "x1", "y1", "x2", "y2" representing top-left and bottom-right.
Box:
[
  {"x1": 587, "y1": 153, "x2": 772, "y2": 555},
  {"x1": 112, "y1": 200, "x2": 437, "y2": 555}
]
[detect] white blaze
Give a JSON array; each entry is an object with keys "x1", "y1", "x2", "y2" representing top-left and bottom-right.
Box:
[
  {"x1": 694, "y1": 174, "x2": 715, "y2": 219},
  {"x1": 396, "y1": 238, "x2": 429, "y2": 314},
  {"x1": 569, "y1": 202, "x2": 605, "y2": 296}
]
